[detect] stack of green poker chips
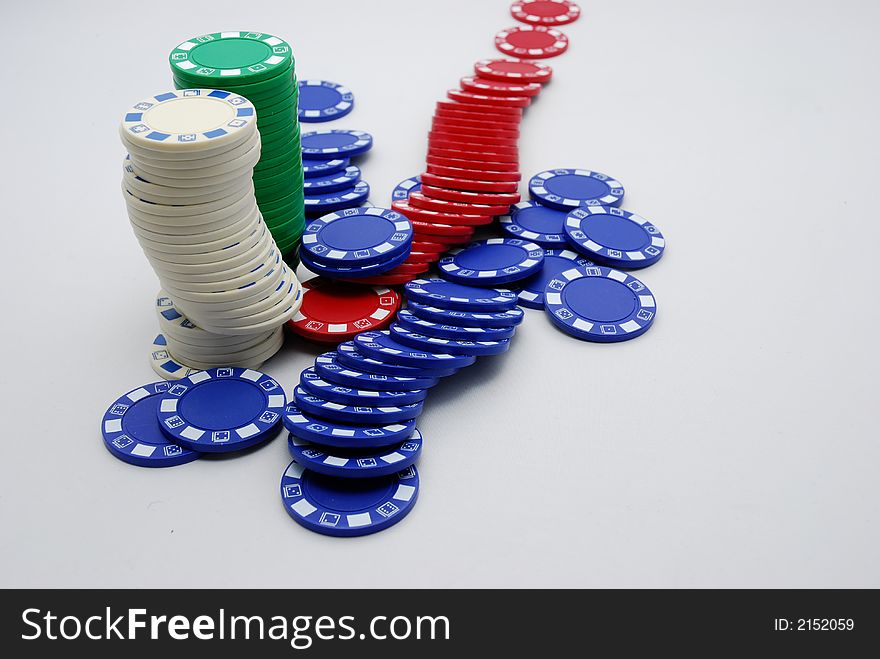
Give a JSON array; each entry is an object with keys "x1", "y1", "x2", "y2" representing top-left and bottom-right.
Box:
[{"x1": 170, "y1": 31, "x2": 304, "y2": 260}]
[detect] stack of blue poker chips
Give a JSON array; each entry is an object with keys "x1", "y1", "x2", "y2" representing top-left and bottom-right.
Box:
[{"x1": 301, "y1": 130, "x2": 374, "y2": 217}]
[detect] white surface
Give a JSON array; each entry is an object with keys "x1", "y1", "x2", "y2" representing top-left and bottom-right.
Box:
[{"x1": 1, "y1": 0, "x2": 878, "y2": 588}]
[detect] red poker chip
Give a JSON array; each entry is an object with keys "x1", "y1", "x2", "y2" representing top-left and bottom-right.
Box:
[
  {"x1": 385, "y1": 262, "x2": 430, "y2": 276},
  {"x1": 510, "y1": 0, "x2": 581, "y2": 26},
  {"x1": 474, "y1": 58, "x2": 553, "y2": 83},
  {"x1": 460, "y1": 76, "x2": 542, "y2": 98},
  {"x1": 436, "y1": 99, "x2": 523, "y2": 118},
  {"x1": 392, "y1": 199, "x2": 496, "y2": 226},
  {"x1": 421, "y1": 184, "x2": 520, "y2": 207},
  {"x1": 412, "y1": 240, "x2": 448, "y2": 253},
  {"x1": 420, "y1": 173, "x2": 519, "y2": 194},
  {"x1": 405, "y1": 251, "x2": 442, "y2": 264},
  {"x1": 427, "y1": 154, "x2": 520, "y2": 173},
  {"x1": 435, "y1": 105, "x2": 522, "y2": 127},
  {"x1": 428, "y1": 135, "x2": 519, "y2": 156},
  {"x1": 286, "y1": 277, "x2": 400, "y2": 343},
  {"x1": 494, "y1": 25, "x2": 569, "y2": 59},
  {"x1": 412, "y1": 220, "x2": 475, "y2": 239},
  {"x1": 409, "y1": 191, "x2": 511, "y2": 216},
  {"x1": 432, "y1": 117, "x2": 520, "y2": 138},
  {"x1": 426, "y1": 164, "x2": 521, "y2": 183},
  {"x1": 447, "y1": 88, "x2": 531, "y2": 108},
  {"x1": 340, "y1": 274, "x2": 418, "y2": 286},
  {"x1": 429, "y1": 129, "x2": 519, "y2": 148},
  {"x1": 428, "y1": 146, "x2": 520, "y2": 164}
]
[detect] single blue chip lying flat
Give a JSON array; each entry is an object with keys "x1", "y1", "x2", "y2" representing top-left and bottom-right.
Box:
[
  {"x1": 302, "y1": 165, "x2": 361, "y2": 193},
  {"x1": 396, "y1": 309, "x2": 516, "y2": 341},
  {"x1": 101, "y1": 381, "x2": 202, "y2": 468},
  {"x1": 314, "y1": 352, "x2": 441, "y2": 391},
  {"x1": 301, "y1": 129, "x2": 373, "y2": 158},
  {"x1": 544, "y1": 265, "x2": 657, "y2": 342},
  {"x1": 299, "y1": 368, "x2": 428, "y2": 406},
  {"x1": 282, "y1": 404, "x2": 417, "y2": 449},
  {"x1": 391, "y1": 175, "x2": 422, "y2": 202},
  {"x1": 528, "y1": 168, "x2": 625, "y2": 210},
  {"x1": 389, "y1": 323, "x2": 511, "y2": 357},
  {"x1": 405, "y1": 300, "x2": 525, "y2": 328},
  {"x1": 297, "y1": 80, "x2": 354, "y2": 123},
  {"x1": 293, "y1": 386, "x2": 425, "y2": 425},
  {"x1": 404, "y1": 277, "x2": 518, "y2": 311},
  {"x1": 303, "y1": 180, "x2": 370, "y2": 215},
  {"x1": 500, "y1": 200, "x2": 569, "y2": 247},
  {"x1": 302, "y1": 157, "x2": 350, "y2": 178},
  {"x1": 564, "y1": 205, "x2": 665, "y2": 269},
  {"x1": 302, "y1": 207, "x2": 413, "y2": 267},
  {"x1": 287, "y1": 428, "x2": 423, "y2": 479},
  {"x1": 280, "y1": 460, "x2": 419, "y2": 537},
  {"x1": 336, "y1": 341, "x2": 460, "y2": 378},
  {"x1": 155, "y1": 367, "x2": 286, "y2": 453},
  {"x1": 300, "y1": 245, "x2": 410, "y2": 279},
  {"x1": 354, "y1": 330, "x2": 477, "y2": 369},
  {"x1": 438, "y1": 238, "x2": 544, "y2": 286},
  {"x1": 516, "y1": 249, "x2": 594, "y2": 309}
]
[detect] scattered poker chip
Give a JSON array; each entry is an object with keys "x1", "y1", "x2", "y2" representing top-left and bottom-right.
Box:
[
  {"x1": 511, "y1": 0, "x2": 581, "y2": 26},
  {"x1": 389, "y1": 323, "x2": 512, "y2": 357},
  {"x1": 300, "y1": 246, "x2": 410, "y2": 279},
  {"x1": 169, "y1": 31, "x2": 293, "y2": 83},
  {"x1": 301, "y1": 129, "x2": 373, "y2": 158},
  {"x1": 404, "y1": 278, "x2": 518, "y2": 311},
  {"x1": 405, "y1": 300, "x2": 524, "y2": 328},
  {"x1": 474, "y1": 57, "x2": 553, "y2": 83},
  {"x1": 446, "y1": 89, "x2": 532, "y2": 108},
  {"x1": 314, "y1": 352, "x2": 441, "y2": 391},
  {"x1": 283, "y1": 403, "x2": 417, "y2": 449},
  {"x1": 564, "y1": 206, "x2": 666, "y2": 269},
  {"x1": 391, "y1": 175, "x2": 422, "y2": 202},
  {"x1": 516, "y1": 249, "x2": 594, "y2": 309},
  {"x1": 500, "y1": 200, "x2": 568, "y2": 247},
  {"x1": 149, "y1": 334, "x2": 201, "y2": 380},
  {"x1": 297, "y1": 79, "x2": 354, "y2": 122},
  {"x1": 396, "y1": 309, "x2": 516, "y2": 341},
  {"x1": 286, "y1": 278, "x2": 400, "y2": 343},
  {"x1": 300, "y1": 369, "x2": 429, "y2": 407},
  {"x1": 302, "y1": 207, "x2": 413, "y2": 266},
  {"x1": 420, "y1": 172, "x2": 519, "y2": 194},
  {"x1": 392, "y1": 199, "x2": 494, "y2": 227},
  {"x1": 302, "y1": 165, "x2": 361, "y2": 193},
  {"x1": 459, "y1": 75, "x2": 542, "y2": 97},
  {"x1": 427, "y1": 154, "x2": 520, "y2": 173},
  {"x1": 101, "y1": 381, "x2": 202, "y2": 468},
  {"x1": 409, "y1": 191, "x2": 511, "y2": 216},
  {"x1": 293, "y1": 387, "x2": 424, "y2": 425},
  {"x1": 336, "y1": 341, "x2": 460, "y2": 378},
  {"x1": 303, "y1": 180, "x2": 371, "y2": 215},
  {"x1": 426, "y1": 164, "x2": 521, "y2": 183},
  {"x1": 438, "y1": 238, "x2": 545, "y2": 286},
  {"x1": 412, "y1": 240, "x2": 448, "y2": 254},
  {"x1": 156, "y1": 367, "x2": 286, "y2": 453},
  {"x1": 544, "y1": 265, "x2": 657, "y2": 342},
  {"x1": 354, "y1": 330, "x2": 477, "y2": 369},
  {"x1": 528, "y1": 168, "x2": 625, "y2": 210},
  {"x1": 302, "y1": 157, "x2": 350, "y2": 178},
  {"x1": 494, "y1": 25, "x2": 569, "y2": 59},
  {"x1": 280, "y1": 460, "x2": 419, "y2": 537},
  {"x1": 287, "y1": 428, "x2": 423, "y2": 479}
]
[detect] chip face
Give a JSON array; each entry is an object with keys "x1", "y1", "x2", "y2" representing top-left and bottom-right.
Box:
[
  {"x1": 510, "y1": 0, "x2": 582, "y2": 26},
  {"x1": 528, "y1": 168, "x2": 625, "y2": 210},
  {"x1": 494, "y1": 25, "x2": 569, "y2": 59},
  {"x1": 563, "y1": 206, "x2": 666, "y2": 269},
  {"x1": 297, "y1": 80, "x2": 355, "y2": 122},
  {"x1": 170, "y1": 31, "x2": 293, "y2": 83},
  {"x1": 474, "y1": 58, "x2": 554, "y2": 83},
  {"x1": 438, "y1": 238, "x2": 546, "y2": 286},
  {"x1": 286, "y1": 429, "x2": 423, "y2": 479}
]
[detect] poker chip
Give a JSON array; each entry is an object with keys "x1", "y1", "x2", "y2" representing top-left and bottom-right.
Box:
[
  {"x1": 411, "y1": 240, "x2": 448, "y2": 254},
  {"x1": 409, "y1": 191, "x2": 511, "y2": 216},
  {"x1": 438, "y1": 238, "x2": 545, "y2": 286},
  {"x1": 354, "y1": 330, "x2": 477, "y2": 370},
  {"x1": 314, "y1": 352, "x2": 441, "y2": 391},
  {"x1": 300, "y1": 247, "x2": 410, "y2": 280},
  {"x1": 404, "y1": 278, "x2": 518, "y2": 311},
  {"x1": 420, "y1": 172, "x2": 519, "y2": 194},
  {"x1": 170, "y1": 31, "x2": 293, "y2": 83},
  {"x1": 516, "y1": 248, "x2": 594, "y2": 309},
  {"x1": 102, "y1": 382, "x2": 202, "y2": 468},
  {"x1": 336, "y1": 341, "x2": 460, "y2": 378},
  {"x1": 293, "y1": 387, "x2": 424, "y2": 425},
  {"x1": 303, "y1": 180, "x2": 371, "y2": 215},
  {"x1": 392, "y1": 199, "x2": 495, "y2": 227},
  {"x1": 494, "y1": 25, "x2": 569, "y2": 59},
  {"x1": 427, "y1": 154, "x2": 520, "y2": 173},
  {"x1": 391, "y1": 175, "x2": 422, "y2": 202},
  {"x1": 389, "y1": 323, "x2": 512, "y2": 357},
  {"x1": 301, "y1": 129, "x2": 373, "y2": 158},
  {"x1": 302, "y1": 157, "x2": 350, "y2": 178},
  {"x1": 287, "y1": 429, "x2": 423, "y2": 479},
  {"x1": 528, "y1": 168, "x2": 625, "y2": 210},
  {"x1": 280, "y1": 461, "x2": 419, "y2": 537},
  {"x1": 396, "y1": 309, "x2": 516, "y2": 341},
  {"x1": 421, "y1": 184, "x2": 520, "y2": 207},
  {"x1": 500, "y1": 200, "x2": 568, "y2": 247},
  {"x1": 339, "y1": 273, "x2": 425, "y2": 286},
  {"x1": 405, "y1": 300, "x2": 525, "y2": 328},
  {"x1": 410, "y1": 219, "x2": 475, "y2": 238},
  {"x1": 404, "y1": 250, "x2": 442, "y2": 264},
  {"x1": 459, "y1": 76, "x2": 542, "y2": 98},
  {"x1": 430, "y1": 129, "x2": 519, "y2": 149},
  {"x1": 544, "y1": 265, "x2": 657, "y2": 342},
  {"x1": 563, "y1": 206, "x2": 666, "y2": 269},
  {"x1": 433, "y1": 114, "x2": 522, "y2": 134},
  {"x1": 436, "y1": 98, "x2": 524, "y2": 119},
  {"x1": 426, "y1": 164, "x2": 521, "y2": 184},
  {"x1": 297, "y1": 80, "x2": 354, "y2": 122},
  {"x1": 287, "y1": 278, "x2": 400, "y2": 343},
  {"x1": 429, "y1": 135, "x2": 519, "y2": 156},
  {"x1": 510, "y1": 0, "x2": 581, "y2": 26},
  {"x1": 428, "y1": 143, "x2": 520, "y2": 164},
  {"x1": 446, "y1": 89, "x2": 532, "y2": 108},
  {"x1": 474, "y1": 57, "x2": 553, "y2": 83},
  {"x1": 283, "y1": 403, "x2": 417, "y2": 449},
  {"x1": 156, "y1": 367, "x2": 286, "y2": 452},
  {"x1": 300, "y1": 369, "x2": 429, "y2": 407},
  {"x1": 302, "y1": 165, "x2": 361, "y2": 193},
  {"x1": 302, "y1": 207, "x2": 413, "y2": 266}
]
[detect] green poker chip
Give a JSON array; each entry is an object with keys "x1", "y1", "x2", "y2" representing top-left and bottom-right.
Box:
[{"x1": 170, "y1": 31, "x2": 293, "y2": 84}]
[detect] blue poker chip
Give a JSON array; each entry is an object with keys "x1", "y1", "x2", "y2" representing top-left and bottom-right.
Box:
[
  {"x1": 101, "y1": 381, "x2": 201, "y2": 468},
  {"x1": 287, "y1": 428, "x2": 423, "y2": 479},
  {"x1": 336, "y1": 341, "x2": 460, "y2": 378},
  {"x1": 303, "y1": 180, "x2": 370, "y2": 215},
  {"x1": 293, "y1": 386, "x2": 424, "y2": 424},
  {"x1": 314, "y1": 352, "x2": 441, "y2": 391},
  {"x1": 396, "y1": 309, "x2": 516, "y2": 341},
  {"x1": 302, "y1": 165, "x2": 361, "y2": 193},
  {"x1": 280, "y1": 461, "x2": 419, "y2": 537},
  {"x1": 405, "y1": 300, "x2": 524, "y2": 328},
  {"x1": 544, "y1": 265, "x2": 657, "y2": 342},
  {"x1": 517, "y1": 249, "x2": 595, "y2": 309},
  {"x1": 389, "y1": 323, "x2": 511, "y2": 357},
  {"x1": 499, "y1": 201, "x2": 569, "y2": 247},
  {"x1": 528, "y1": 168, "x2": 625, "y2": 210},
  {"x1": 300, "y1": 245, "x2": 410, "y2": 279},
  {"x1": 391, "y1": 175, "x2": 421, "y2": 202},
  {"x1": 354, "y1": 330, "x2": 477, "y2": 369},
  {"x1": 302, "y1": 207, "x2": 413, "y2": 267},
  {"x1": 301, "y1": 129, "x2": 373, "y2": 158},
  {"x1": 438, "y1": 239, "x2": 545, "y2": 286},
  {"x1": 404, "y1": 278, "x2": 518, "y2": 311},
  {"x1": 156, "y1": 367, "x2": 286, "y2": 453},
  {"x1": 283, "y1": 404, "x2": 417, "y2": 449},
  {"x1": 300, "y1": 368, "x2": 428, "y2": 406},
  {"x1": 302, "y1": 157, "x2": 350, "y2": 178},
  {"x1": 297, "y1": 80, "x2": 354, "y2": 123},
  {"x1": 564, "y1": 206, "x2": 665, "y2": 269}
]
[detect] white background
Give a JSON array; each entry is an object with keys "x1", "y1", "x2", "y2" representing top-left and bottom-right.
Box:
[{"x1": 1, "y1": 0, "x2": 878, "y2": 588}]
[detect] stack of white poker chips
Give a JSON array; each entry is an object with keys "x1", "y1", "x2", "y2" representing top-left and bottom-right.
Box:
[{"x1": 118, "y1": 89, "x2": 302, "y2": 379}]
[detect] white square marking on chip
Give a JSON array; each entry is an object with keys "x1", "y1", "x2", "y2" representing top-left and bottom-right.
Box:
[
  {"x1": 131, "y1": 444, "x2": 156, "y2": 458},
  {"x1": 160, "y1": 399, "x2": 178, "y2": 413},
  {"x1": 129, "y1": 388, "x2": 151, "y2": 402},
  {"x1": 292, "y1": 500, "x2": 317, "y2": 517},
  {"x1": 236, "y1": 424, "x2": 260, "y2": 439},
  {"x1": 104, "y1": 419, "x2": 122, "y2": 433},
  {"x1": 347, "y1": 512, "x2": 372, "y2": 527},
  {"x1": 381, "y1": 452, "x2": 404, "y2": 465},
  {"x1": 285, "y1": 462, "x2": 305, "y2": 478},
  {"x1": 241, "y1": 369, "x2": 261, "y2": 382},
  {"x1": 220, "y1": 32, "x2": 240, "y2": 38},
  {"x1": 620, "y1": 320, "x2": 641, "y2": 333},
  {"x1": 640, "y1": 295, "x2": 656, "y2": 308},
  {"x1": 267, "y1": 394, "x2": 285, "y2": 407},
  {"x1": 181, "y1": 427, "x2": 205, "y2": 441},
  {"x1": 190, "y1": 371, "x2": 211, "y2": 384},
  {"x1": 325, "y1": 456, "x2": 348, "y2": 467},
  {"x1": 331, "y1": 429, "x2": 356, "y2": 437},
  {"x1": 395, "y1": 484, "x2": 416, "y2": 502},
  {"x1": 572, "y1": 318, "x2": 593, "y2": 332}
]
